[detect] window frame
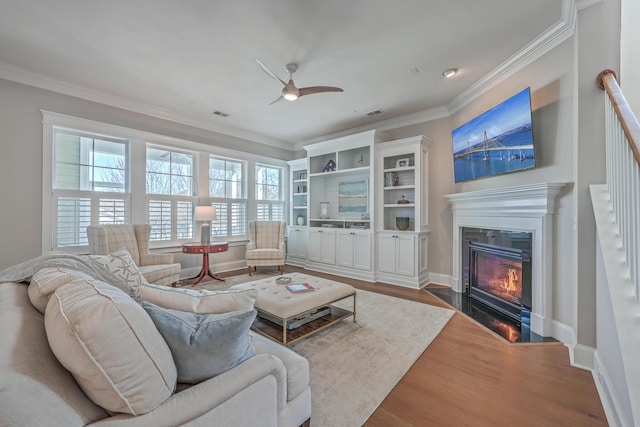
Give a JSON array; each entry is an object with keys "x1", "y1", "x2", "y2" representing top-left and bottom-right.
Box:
[{"x1": 42, "y1": 110, "x2": 288, "y2": 254}]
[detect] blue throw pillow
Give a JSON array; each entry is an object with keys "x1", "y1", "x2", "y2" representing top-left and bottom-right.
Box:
[{"x1": 142, "y1": 301, "x2": 257, "y2": 384}]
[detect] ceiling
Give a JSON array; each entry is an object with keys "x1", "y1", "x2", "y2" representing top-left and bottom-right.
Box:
[{"x1": 0, "y1": 0, "x2": 565, "y2": 148}]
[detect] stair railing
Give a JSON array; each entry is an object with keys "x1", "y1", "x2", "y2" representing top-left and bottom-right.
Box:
[{"x1": 596, "y1": 69, "x2": 640, "y2": 300}]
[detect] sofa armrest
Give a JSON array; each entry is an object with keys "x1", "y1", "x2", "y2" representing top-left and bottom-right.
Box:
[
  {"x1": 139, "y1": 253, "x2": 174, "y2": 266},
  {"x1": 88, "y1": 354, "x2": 287, "y2": 427}
]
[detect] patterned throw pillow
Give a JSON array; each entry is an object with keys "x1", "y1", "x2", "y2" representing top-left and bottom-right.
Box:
[{"x1": 86, "y1": 248, "x2": 148, "y2": 299}]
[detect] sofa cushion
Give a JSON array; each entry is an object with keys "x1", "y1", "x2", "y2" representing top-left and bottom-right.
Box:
[
  {"x1": 0, "y1": 282, "x2": 108, "y2": 426},
  {"x1": 251, "y1": 332, "x2": 310, "y2": 402},
  {"x1": 139, "y1": 282, "x2": 258, "y2": 314},
  {"x1": 86, "y1": 247, "x2": 147, "y2": 299},
  {"x1": 142, "y1": 301, "x2": 257, "y2": 384},
  {"x1": 45, "y1": 278, "x2": 177, "y2": 415},
  {"x1": 28, "y1": 267, "x2": 95, "y2": 314}
]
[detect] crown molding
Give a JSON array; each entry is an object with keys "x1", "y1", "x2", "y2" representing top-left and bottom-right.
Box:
[
  {"x1": 1, "y1": 0, "x2": 604, "y2": 151},
  {"x1": 294, "y1": 106, "x2": 450, "y2": 150},
  {"x1": 0, "y1": 63, "x2": 293, "y2": 151}
]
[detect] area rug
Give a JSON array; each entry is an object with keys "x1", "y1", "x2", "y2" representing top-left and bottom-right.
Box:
[
  {"x1": 291, "y1": 289, "x2": 454, "y2": 426},
  {"x1": 179, "y1": 271, "x2": 454, "y2": 426}
]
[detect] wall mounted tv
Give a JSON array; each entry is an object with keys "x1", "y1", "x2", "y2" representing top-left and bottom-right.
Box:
[{"x1": 451, "y1": 87, "x2": 535, "y2": 183}]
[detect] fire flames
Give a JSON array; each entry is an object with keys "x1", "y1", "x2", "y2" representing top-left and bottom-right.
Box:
[{"x1": 476, "y1": 256, "x2": 522, "y2": 306}]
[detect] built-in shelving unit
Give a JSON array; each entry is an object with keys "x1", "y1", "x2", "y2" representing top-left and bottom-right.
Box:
[
  {"x1": 286, "y1": 158, "x2": 308, "y2": 267},
  {"x1": 375, "y1": 135, "x2": 431, "y2": 288}
]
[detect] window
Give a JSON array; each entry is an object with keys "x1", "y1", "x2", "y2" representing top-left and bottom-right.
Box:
[
  {"x1": 146, "y1": 147, "x2": 196, "y2": 243},
  {"x1": 209, "y1": 157, "x2": 247, "y2": 238},
  {"x1": 255, "y1": 164, "x2": 284, "y2": 221},
  {"x1": 52, "y1": 129, "x2": 129, "y2": 250}
]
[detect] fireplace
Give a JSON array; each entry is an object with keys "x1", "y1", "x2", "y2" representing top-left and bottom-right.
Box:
[
  {"x1": 468, "y1": 242, "x2": 532, "y2": 322},
  {"x1": 444, "y1": 182, "x2": 567, "y2": 338}
]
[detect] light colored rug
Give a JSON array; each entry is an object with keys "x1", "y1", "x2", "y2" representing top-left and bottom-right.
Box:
[{"x1": 179, "y1": 271, "x2": 454, "y2": 427}]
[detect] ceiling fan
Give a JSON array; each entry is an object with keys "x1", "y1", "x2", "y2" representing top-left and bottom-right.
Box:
[{"x1": 256, "y1": 58, "x2": 343, "y2": 105}]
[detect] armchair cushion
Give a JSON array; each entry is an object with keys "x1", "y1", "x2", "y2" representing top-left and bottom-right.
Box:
[
  {"x1": 86, "y1": 224, "x2": 180, "y2": 287},
  {"x1": 246, "y1": 221, "x2": 286, "y2": 270}
]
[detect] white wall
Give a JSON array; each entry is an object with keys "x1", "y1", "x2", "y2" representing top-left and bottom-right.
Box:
[{"x1": 621, "y1": 0, "x2": 640, "y2": 116}]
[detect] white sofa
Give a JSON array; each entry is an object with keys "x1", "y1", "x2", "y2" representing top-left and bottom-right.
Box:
[{"x1": 0, "y1": 280, "x2": 311, "y2": 427}]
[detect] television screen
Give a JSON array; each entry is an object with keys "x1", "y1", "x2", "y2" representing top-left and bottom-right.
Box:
[{"x1": 451, "y1": 87, "x2": 535, "y2": 183}]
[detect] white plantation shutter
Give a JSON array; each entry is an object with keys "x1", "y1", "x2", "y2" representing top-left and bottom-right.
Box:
[
  {"x1": 56, "y1": 196, "x2": 91, "y2": 247},
  {"x1": 176, "y1": 201, "x2": 194, "y2": 239},
  {"x1": 231, "y1": 202, "x2": 247, "y2": 236},
  {"x1": 148, "y1": 200, "x2": 172, "y2": 241},
  {"x1": 99, "y1": 198, "x2": 128, "y2": 224}
]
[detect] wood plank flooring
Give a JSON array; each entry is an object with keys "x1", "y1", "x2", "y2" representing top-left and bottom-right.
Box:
[{"x1": 232, "y1": 266, "x2": 608, "y2": 426}]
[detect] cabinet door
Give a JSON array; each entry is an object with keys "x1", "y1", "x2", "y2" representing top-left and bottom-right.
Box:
[
  {"x1": 307, "y1": 230, "x2": 322, "y2": 262},
  {"x1": 287, "y1": 228, "x2": 307, "y2": 258},
  {"x1": 336, "y1": 232, "x2": 355, "y2": 268},
  {"x1": 319, "y1": 231, "x2": 336, "y2": 264},
  {"x1": 396, "y1": 234, "x2": 416, "y2": 277},
  {"x1": 378, "y1": 234, "x2": 398, "y2": 274},
  {"x1": 353, "y1": 233, "x2": 372, "y2": 271}
]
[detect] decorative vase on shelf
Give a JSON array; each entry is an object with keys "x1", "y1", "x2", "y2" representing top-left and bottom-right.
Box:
[
  {"x1": 297, "y1": 215, "x2": 305, "y2": 226},
  {"x1": 395, "y1": 217, "x2": 410, "y2": 231},
  {"x1": 320, "y1": 202, "x2": 330, "y2": 219},
  {"x1": 397, "y1": 195, "x2": 410, "y2": 204}
]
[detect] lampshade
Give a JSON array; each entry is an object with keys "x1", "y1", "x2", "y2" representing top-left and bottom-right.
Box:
[{"x1": 195, "y1": 205, "x2": 216, "y2": 221}]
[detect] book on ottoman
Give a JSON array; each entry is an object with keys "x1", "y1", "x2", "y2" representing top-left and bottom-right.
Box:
[
  {"x1": 286, "y1": 283, "x2": 315, "y2": 293},
  {"x1": 275, "y1": 276, "x2": 293, "y2": 284}
]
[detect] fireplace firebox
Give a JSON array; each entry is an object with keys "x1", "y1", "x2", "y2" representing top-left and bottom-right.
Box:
[{"x1": 469, "y1": 242, "x2": 532, "y2": 322}]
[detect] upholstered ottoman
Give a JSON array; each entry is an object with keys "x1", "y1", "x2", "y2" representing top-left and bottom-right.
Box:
[{"x1": 230, "y1": 273, "x2": 356, "y2": 345}]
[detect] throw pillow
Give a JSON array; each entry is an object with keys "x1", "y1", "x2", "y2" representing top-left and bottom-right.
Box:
[
  {"x1": 45, "y1": 278, "x2": 177, "y2": 415},
  {"x1": 86, "y1": 247, "x2": 147, "y2": 299},
  {"x1": 139, "y1": 283, "x2": 258, "y2": 314},
  {"x1": 28, "y1": 267, "x2": 95, "y2": 314},
  {"x1": 142, "y1": 301, "x2": 257, "y2": 384}
]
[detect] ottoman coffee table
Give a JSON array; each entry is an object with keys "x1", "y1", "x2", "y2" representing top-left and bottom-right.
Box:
[{"x1": 230, "y1": 273, "x2": 356, "y2": 346}]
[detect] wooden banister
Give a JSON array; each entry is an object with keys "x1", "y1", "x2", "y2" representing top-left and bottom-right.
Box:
[{"x1": 597, "y1": 69, "x2": 640, "y2": 166}]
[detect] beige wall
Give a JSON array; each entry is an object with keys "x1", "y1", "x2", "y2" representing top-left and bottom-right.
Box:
[
  {"x1": 0, "y1": 78, "x2": 293, "y2": 269},
  {"x1": 0, "y1": 0, "x2": 621, "y2": 348}
]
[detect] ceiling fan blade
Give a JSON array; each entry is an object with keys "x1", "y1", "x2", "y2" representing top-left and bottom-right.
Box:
[
  {"x1": 256, "y1": 58, "x2": 287, "y2": 86},
  {"x1": 268, "y1": 95, "x2": 284, "y2": 105},
  {"x1": 299, "y1": 86, "x2": 344, "y2": 97}
]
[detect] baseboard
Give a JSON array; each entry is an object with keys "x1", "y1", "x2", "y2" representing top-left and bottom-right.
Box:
[
  {"x1": 570, "y1": 344, "x2": 595, "y2": 371},
  {"x1": 427, "y1": 272, "x2": 453, "y2": 287},
  {"x1": 593, "y1": 351, "x2": 630, "y2": 427}
]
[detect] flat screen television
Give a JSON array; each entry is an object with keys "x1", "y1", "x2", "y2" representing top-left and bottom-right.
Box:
[{"x1": 451, "y1": 87, "x2": 535, "y2": 183}]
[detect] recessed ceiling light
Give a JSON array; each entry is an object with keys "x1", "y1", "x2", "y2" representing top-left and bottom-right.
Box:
[{"x1": 442, "y1": 68, "x2": 458, "y2": 78}]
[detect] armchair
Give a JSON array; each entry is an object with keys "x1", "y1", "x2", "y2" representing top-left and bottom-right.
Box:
[
  {"x1": 86, "y1": 224, "x2": 181, "y2": 286},
  {"x1": 245, "y1": 221, "x2": 286, "y2": 275}
]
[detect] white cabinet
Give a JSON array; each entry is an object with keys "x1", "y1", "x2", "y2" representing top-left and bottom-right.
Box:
[
  {"x1": 286, "y1": 226, "x2": 307, "y2": 266},
  {"x1": 377, "y1": 232, "x2": 415, "y2": 276},
  {"x1": 336, "y1": 230, "x2": 372, "y2": 271},
  {"x1": 307, "y1": 228, "x2": 336, "y2": 265}
]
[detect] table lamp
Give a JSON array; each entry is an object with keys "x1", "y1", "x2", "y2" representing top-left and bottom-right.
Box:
[{"x1": 195, "y1": 205, "x2": 216, "y2": 244}]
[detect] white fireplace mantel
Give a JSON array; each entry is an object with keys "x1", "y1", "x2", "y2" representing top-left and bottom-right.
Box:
[{"x1": 444, "y1": 182, "x2": 567, "y2": 337}]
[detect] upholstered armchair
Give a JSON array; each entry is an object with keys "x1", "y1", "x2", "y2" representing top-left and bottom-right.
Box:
[
  {"x1": 245, "y1": 221, "x2": 286, "y2": 275},
  {"x1": 86, "y1": 224, "x2": 181, "y2": 286}
]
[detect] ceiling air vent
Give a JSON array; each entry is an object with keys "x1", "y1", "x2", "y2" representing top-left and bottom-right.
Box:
[
  {"x1": 212, "y1": 110, "x2": 229, "y2": 117},
  {"x1": 366, "y1": 109, "x2": 383, "y2": 116}
]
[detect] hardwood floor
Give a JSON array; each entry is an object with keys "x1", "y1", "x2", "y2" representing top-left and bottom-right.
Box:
[{"x1": 271, "y1": 266, "x2": 608, "y2": 427}]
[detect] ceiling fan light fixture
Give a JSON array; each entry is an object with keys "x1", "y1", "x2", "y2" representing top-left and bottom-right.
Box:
[
  {"x1": 283, "y1": 92, "x2": 298, "y2": 101},
  {"x1": 442, "y1": 68, "x2": 458, "y2": 78}
]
